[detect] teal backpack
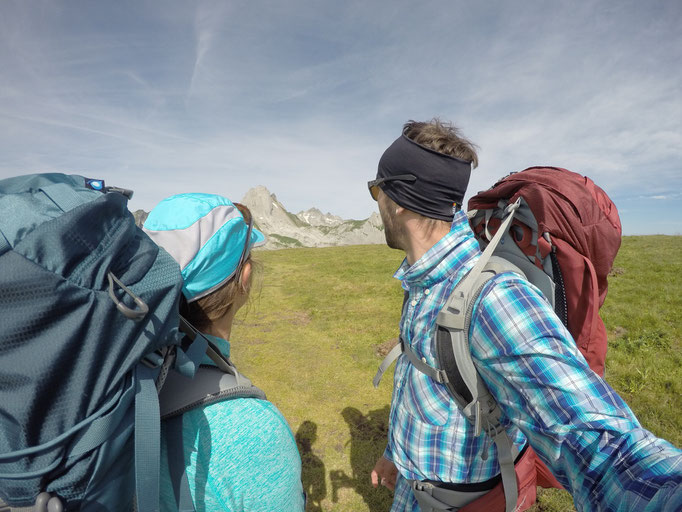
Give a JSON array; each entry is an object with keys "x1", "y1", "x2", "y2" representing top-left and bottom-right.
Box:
[{"x1": 0, "y1": 174, "x2": 264, "y2": 511}]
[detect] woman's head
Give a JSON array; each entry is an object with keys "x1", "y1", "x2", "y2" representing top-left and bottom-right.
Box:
[{"x1": 143, "y1": 193, "x2": 265, "y2": 331}]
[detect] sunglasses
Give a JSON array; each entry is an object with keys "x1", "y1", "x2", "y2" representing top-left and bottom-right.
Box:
[{"x1": 367, "y1": 174, "x2": 417, "y2": 201}]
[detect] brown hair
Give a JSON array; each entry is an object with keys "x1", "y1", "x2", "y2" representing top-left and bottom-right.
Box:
[
  {"x1": 179, "y1": 202, "x2": 257, "y2": 331},
  {"x1": 403, "y1": 118, "x2": 479, "y2": 168}
]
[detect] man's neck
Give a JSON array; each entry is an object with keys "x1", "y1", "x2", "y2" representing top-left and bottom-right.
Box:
[{"x1": 404, "y1": 219, "x2": 451, "y2": 265}]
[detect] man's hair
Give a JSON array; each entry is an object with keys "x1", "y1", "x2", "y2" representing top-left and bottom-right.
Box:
[
  {"x1": 403, "y1": 118, "x2": 479, "y2": 168},
  {"x1": 180, "y1": 202, "x2": 258, "y2": 331},
  {"x1": 386, "y1": 118, "x2": 478, "y2": 234}
]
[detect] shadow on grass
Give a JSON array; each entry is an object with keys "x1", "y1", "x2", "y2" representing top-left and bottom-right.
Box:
[
  {"x1": 296, "y1": 420, "x2": 327, "y2": 511},
  {"x1": 330, "y1": 406, "x2": 393, "y2": 512}
]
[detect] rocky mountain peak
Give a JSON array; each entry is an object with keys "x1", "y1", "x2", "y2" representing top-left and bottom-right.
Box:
[
  {"x1": 241, "y1": 186, "x2": 278, "y2": 212},
  {"x1": 296, "y1": 207, "x2": 344, "y2": 227},
  {"x1": 240, "y1": 186, "x2": 384, "y2": 249}
]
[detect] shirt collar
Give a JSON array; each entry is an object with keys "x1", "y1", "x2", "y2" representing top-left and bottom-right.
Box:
[{"x1": 394, "y1": 210, "x2": 479, "y2": 289}]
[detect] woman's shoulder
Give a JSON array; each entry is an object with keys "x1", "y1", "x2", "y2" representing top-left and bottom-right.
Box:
[
  {"x1": 161, "y1": 399, "x2": 304, "y2": 511},
  {"x1": 185, "y1": 396, "x2": 295, "y2": 443},
  {"x1": 214, "y1": 396, "x2": 290, "y2": 425},
  {"x1": 178, "y1": 397, "x2": 304, "y2": 509}
]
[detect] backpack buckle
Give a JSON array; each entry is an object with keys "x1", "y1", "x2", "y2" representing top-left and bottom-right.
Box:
[
  {"x1": 504, "y1": 197, "x2": 522, "y2": 215},
  {"x1": 142, "y1": 349, "x2": 165, "y2": 369},
  {"x1": 412, "y1": 481, "x2": 435, "y2": 494},
  {"x1": 435, "y1": 369, "x2": 449, "y2": 385}
]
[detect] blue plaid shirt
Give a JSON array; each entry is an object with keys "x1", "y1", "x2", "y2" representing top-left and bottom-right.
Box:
[{"x1": 385, "y1": 211, "x2": 682, "y2": 512}]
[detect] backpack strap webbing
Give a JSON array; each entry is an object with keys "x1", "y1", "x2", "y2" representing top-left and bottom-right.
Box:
[
  {"x1": 134, "y1": 364, "x2": 162, "y2": 512},
  {"x1": 373, "y1": 342, "x2": 403, "y2": 388},
  {"x1": 179, "y1": 316, "x2": 241, "y2": 377},
  {"x1": 164, "y1": 416, "x2": 195, "y2": 512},
  {"x1": 38, "y1": 182, "x2": 91, "y2": 212},
  {"x1": 373, "y1": 336, "x2": 450, "y2": 389}
]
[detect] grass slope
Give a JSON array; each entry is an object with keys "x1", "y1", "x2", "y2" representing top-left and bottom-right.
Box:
[{"x1": 230, "y1": 236, "x2": 681, "y2": 512}]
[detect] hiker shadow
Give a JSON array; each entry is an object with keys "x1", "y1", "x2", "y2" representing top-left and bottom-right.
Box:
[
  {"x1": 331, "y1": 406, "x2": 392, "y2": 512},
  {"x1": 296, "y1": 420, "x2": 327, "y2": 512}
]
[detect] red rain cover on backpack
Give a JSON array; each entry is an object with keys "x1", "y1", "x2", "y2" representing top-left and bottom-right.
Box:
[{"x1": 468, "y1": 166, "x2": 622, "y2": 377}]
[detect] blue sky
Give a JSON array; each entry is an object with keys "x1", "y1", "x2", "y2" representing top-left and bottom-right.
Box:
[{"x1": 1, "y1": 1, "x2": 680, "y2": 235}]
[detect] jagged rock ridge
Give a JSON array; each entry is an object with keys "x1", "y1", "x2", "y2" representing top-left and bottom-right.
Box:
[
  {"x1": 133, "y1": 210, "x2": 149, "y2": 227},
  {"x1": 240, "y1": 186, "x2": 384, "y2": 249},
  {"x1": 296, "y1": 207, "x2": 344, "y2": 227}
]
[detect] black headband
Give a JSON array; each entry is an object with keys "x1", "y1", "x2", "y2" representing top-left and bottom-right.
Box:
[{"x1": 376, "y1": 132, "x2": 472, "y2": 221}]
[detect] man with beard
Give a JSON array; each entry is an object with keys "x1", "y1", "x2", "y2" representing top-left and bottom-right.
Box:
[{"x1": 368, "y1": 119, "x2": 682, "y2": 512}]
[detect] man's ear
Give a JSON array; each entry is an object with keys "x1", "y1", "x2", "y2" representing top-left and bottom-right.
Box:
[{"x1": 395, "y1": 205, "x2": 406, "y2": 216}]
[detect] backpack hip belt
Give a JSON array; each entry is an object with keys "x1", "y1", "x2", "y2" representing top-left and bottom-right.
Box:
[{"x1": 408, "y1": 480, "x2": 490, "y2": 512}]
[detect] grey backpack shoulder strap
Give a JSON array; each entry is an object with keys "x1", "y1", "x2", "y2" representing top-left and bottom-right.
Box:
[
  {"x1": 159, "y1": 363, "x2": 267, "y2": 420},
  {"x1": 436, "y1": 256, "x2": 521, "y2": 427},
  {"x1": 435, "y1": 201, "x2": 524, "y2": 512},
  {"x1": 376, "y1": 259, "x2": 522, "y2": 512}
]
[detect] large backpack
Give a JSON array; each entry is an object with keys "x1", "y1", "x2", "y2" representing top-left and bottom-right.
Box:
[
  {"x1": 374, "y1": 167, "x2": 621, "y2": 512},
  {"x1": 468, "y1": 166, "x2": 622, "y2": 377},
  {"x1": 0, "y1": 173, "x2": 264, "y2": 511}
]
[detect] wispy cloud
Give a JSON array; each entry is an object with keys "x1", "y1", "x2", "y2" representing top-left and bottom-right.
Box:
[
  {"x1": 0, "y1": 0, "x2": 680, "y2": 235},
  {"x1": 643, "y1": 192, "x2": 682, "y2": 201}
]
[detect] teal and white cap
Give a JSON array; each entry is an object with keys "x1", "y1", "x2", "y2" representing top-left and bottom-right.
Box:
[{"x1": 143, "y1": 193, "x2": 266, "y2": 302}]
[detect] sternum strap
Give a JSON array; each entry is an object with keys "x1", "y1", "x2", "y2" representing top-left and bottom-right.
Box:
[{"x1": 373, "y1": 339, "x2": 447, "y2": 388}]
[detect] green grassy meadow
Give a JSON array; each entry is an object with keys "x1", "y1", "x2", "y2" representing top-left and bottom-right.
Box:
[{"x1": 230, "y1": 236, "x2": 682, "y2": 512}]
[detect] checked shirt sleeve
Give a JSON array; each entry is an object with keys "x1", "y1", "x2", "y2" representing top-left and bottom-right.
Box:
[
  {"x1": 468, "y1": 275, "x2": 682, "y2": 512},
  {"x1": 383, "y1": 441, "x2": 393, "y2": 462}
]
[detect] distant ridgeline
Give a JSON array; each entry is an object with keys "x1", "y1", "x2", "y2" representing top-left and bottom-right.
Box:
[
  {"x1": 133, "y1": 186, "x2": 384, "y2": 250},
  {"x1": 132, "y1": 210, "x2": 149, "y2": 228}
]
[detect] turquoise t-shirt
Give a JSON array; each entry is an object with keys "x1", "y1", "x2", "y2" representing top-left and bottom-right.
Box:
[{"x1": 159, "y1": 336, "x2": 305, "y2": 511}]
